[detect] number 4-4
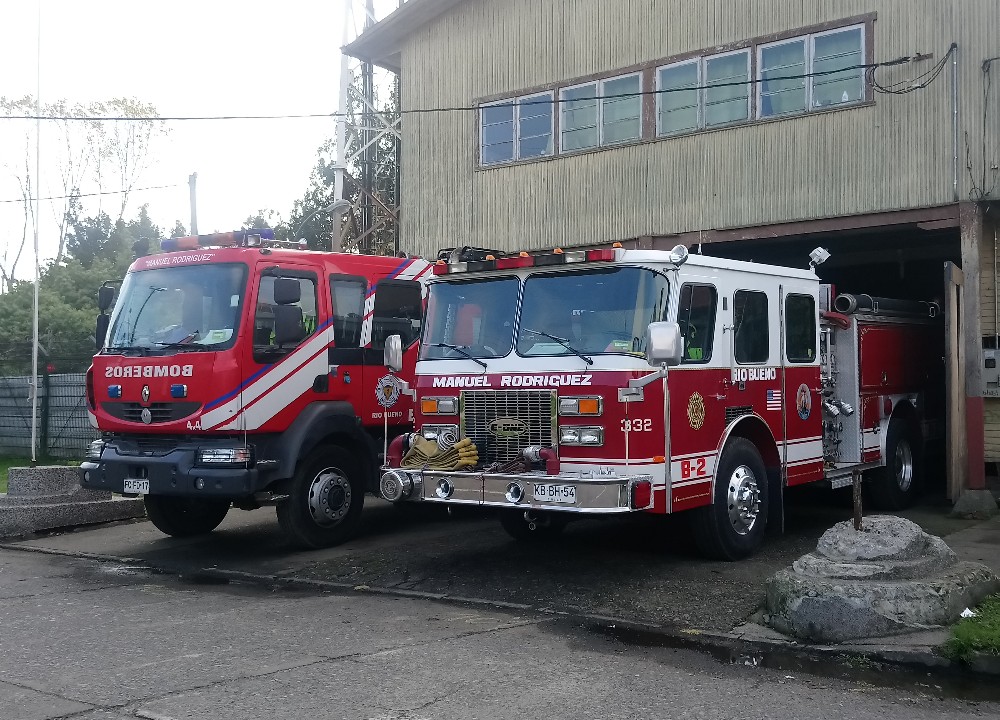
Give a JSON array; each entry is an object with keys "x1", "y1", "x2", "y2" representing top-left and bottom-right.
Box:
[{"x1": 621, "y1": 418, "x2": 652, "y2": 432}]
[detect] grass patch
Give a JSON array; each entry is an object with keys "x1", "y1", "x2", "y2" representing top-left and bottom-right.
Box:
[
  {"x1": 944, "y1": 594, "x2": 1000, "y2": 661},
  {"x1": 0, "y1": 456, "x2": 79, "y2": 494}
]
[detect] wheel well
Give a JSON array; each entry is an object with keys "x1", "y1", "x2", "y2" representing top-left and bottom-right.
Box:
[{"x1": 726, "y1": 416, "x2": 780, "y2": 470}]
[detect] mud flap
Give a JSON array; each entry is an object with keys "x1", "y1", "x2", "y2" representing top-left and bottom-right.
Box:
[{"x1": 766, "y1": 467, "x2": 784, "y2": 537}]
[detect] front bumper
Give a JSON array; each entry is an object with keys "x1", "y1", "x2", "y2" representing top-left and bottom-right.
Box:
[
  {"x1": 379, "y1": 468, "x2": 653, "y2": 514},
  {"x1": 80, "y1": 440, "x2": 266, "y2": 498}
]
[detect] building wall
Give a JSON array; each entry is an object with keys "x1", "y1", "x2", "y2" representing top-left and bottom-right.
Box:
[{"x1": 398, "y1": 0, "x2": 999, "y2": 257}]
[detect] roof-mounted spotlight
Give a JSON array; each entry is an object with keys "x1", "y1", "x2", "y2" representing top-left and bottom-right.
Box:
[
  {"x1": 809, "y1": 247, "x2": 831, "y2": 271},
  {"x1": 668, "y1": 244, "x2": 689, "y2": 266}
]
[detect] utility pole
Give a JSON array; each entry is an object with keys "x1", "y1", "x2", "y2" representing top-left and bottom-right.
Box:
[{"x1": 189, "y1": 172, "x2": 198, "y2": 235}]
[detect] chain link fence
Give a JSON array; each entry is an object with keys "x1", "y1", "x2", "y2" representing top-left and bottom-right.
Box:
[{"x1": 0, "y1": 351, "x2": 97, "y2": 460}]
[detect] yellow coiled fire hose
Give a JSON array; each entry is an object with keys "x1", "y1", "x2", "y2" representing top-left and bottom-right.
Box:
[{"x1": 401, "y1": 436, "x2": 479, "y2": 470}]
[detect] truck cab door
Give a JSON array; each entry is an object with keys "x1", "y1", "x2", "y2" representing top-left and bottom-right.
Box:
[{"x1": 327, "y1": 275, "x2": 423, "y2": 429}]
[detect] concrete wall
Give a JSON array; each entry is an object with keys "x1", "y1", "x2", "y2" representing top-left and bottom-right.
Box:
[{"x1": 397, "y1": 0, "x2": 999, "y2": 256}]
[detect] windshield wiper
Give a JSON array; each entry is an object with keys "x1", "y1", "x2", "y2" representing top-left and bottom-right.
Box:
[
  {"x1": 104, "y1": 345, "x2": 149, "y2": 356},
  {"x1": 155, "y1": 331, "x2": 201, "y2": 349},
  {"x1": 522, "y1": 328, "x2": 593, "y2": 365},
  {"x1": 426, "y1": 342, "x2": 488, "y2": 371},
  {"x1": 126, "y1": 286, "x2": 166, "y2": 344}
]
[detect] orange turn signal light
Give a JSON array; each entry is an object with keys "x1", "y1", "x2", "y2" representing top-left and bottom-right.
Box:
[
  {"x1": 578, "y1": 398, "x2": 601, "y2": 415},
  {"x1": 421, "y1": 399, "x2": 439, "y2": 414}
]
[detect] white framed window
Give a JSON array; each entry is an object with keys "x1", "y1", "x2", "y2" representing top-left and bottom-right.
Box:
[
  {"x1": 561, "y1": 73, "x2": 642, "y2": 152},
  {"x1": 657, "y1": 60, "x2": 700, "y2": 135},
  {"x1": 703, "y1": 49, "x2": 751, "y2": 126},
  {"x1": 811, "y1": 26, "x2": 865, "y2": 108},
  {"x1": 758, "y1": 24, "x2": 864, "y2": 118},
  {"x1": 479, "y1": 92, "x2": 554, "y2": 166},
  {"x1": 657, "y1": 50, "x2": 749, "y2": 135}
]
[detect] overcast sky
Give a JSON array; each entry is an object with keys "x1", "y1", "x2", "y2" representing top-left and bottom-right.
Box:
[{"x1": 1, "y1": 0, "x2": 398, "y2": 279}]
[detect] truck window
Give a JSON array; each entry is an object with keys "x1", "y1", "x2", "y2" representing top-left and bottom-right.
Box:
[
  {"x1": 734, "y1": 290, "x2": 769, "y2": 364},
  {"x1": 330, "y1": 275, "x2": 367, "y2": 349},
  {"x1": 253, "y1": 274, "x2": 318, "y2": 362},
  {"x1": 678, "y1": 283, "x2": 717, "y2": 364},
  {"x1": 785, "y1": 293, "x2": 817, "y2": 363},
  {"x1": 421, "y1": 277, "x2": 519, "y2": 359},
  {"x1": 371, "y1": 279, "x2": 422, "y2": 349}
]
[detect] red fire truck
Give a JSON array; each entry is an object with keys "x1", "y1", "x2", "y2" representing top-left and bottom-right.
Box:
[
  {"x1": 79, "y1": 229, "x2": 431, "y2": 548},
  {"x1": 377, "y1": 244, "x2": 943, "y2": 559}
]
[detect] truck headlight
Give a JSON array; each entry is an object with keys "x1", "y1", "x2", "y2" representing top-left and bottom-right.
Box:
[
  {"x1": 559, "y1": 426, "x2": 604, "y2": 446},
  {"x1": 421, "y1": 424, "x2": 459, "y2": 442},
  {"x1": 86, "y1": 439, "x2": 105, "y2": 460},
  {"x1": 197, "y1": 446, "x2": 252, "y2": 465}
]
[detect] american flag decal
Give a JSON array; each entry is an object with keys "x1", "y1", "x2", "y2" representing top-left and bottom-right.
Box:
[{"x1": 766, "y1": 389, "x2": 782, "y2": 411}]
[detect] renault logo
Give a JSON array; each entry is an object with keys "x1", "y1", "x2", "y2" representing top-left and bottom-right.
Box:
[
  {"x1": 487, "y1": 417, "x2": 528, "y2": 438},
  {"x1": 140, "y1": 407, "x2": 152, "y2": 424},
  {"x1": 141, "y1": 385, "x2": 150, "y2": 403}
]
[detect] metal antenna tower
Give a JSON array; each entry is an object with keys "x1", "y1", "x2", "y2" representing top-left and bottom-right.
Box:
[{"x1": 335, "y1": 0, "x2": 403, "y2": 256}]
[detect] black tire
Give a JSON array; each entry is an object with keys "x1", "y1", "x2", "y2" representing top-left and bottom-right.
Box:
[
  {"x1": 144, "y1": 496, "x2": 230, "y2": 538},
  {"x1": 692, "y1": 437, "x2": 769, "y2": 561},
  {"x1": 866, "y1": 417, "x2": 920, "y2": 510},
  {"x1": 499, "y1": 509, "x2": 567, "y2": 542},
  {"x1": 276, "y1": 446, "x2": 365, "y2": 549}
]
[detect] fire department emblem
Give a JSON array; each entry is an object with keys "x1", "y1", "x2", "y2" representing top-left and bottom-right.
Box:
[
  {"x1": 796, "y1": 383, "x2": 812, "y2": 420},
  {"x1": 687, "y1": 392, "x2": 705, "y2": 430},
  {"x1": 376, "y1": 375, "x2": 402, "y2": 409},
  {"x1": 141, "y1": 385, "x2": 150, "y2": 403}
]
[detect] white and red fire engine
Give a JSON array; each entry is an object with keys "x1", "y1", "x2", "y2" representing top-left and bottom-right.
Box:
[
  {"x1": 80, "y1": 229, "x2": 430, "y2": 548},
  {"x1": 378, "y1": 244, "x2": 943, "y2": 559}
]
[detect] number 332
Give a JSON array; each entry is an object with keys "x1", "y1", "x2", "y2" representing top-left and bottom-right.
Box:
[{"x1": 621, "y1": 418, "x2": 652, "y2": 432}]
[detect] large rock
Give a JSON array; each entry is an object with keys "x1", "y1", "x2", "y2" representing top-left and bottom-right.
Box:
[
  {"x1": 764, "y1": 516, "x2": 999, "y2": 643},
  {"x1": 0, "y1": 466, "x2": 144, "y2": 538}
]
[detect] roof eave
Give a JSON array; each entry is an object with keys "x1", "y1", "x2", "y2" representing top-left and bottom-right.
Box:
[{"x1": 341, "y1": 0, "x2": 466, "y2": 73}]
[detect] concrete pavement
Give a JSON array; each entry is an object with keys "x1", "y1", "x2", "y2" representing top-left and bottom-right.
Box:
[{"x1": 1, "y1": 548, "x2": 998, "y2": 719}]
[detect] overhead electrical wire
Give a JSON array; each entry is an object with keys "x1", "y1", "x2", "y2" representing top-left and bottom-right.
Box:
[
  {"x1": 0, "y1": 52, "x2": 944, "y2": 124},
  {"x1": 0, "y1": 183, "x2": 181, "y2": 205},
  {"x1": 866, "y1": 43, "x2": 956, "y2": 95}
]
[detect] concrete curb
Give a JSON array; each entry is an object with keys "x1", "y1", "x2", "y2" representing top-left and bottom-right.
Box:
[{"x1": 1, "y1": 540, "x2": 997, "y2": 684}]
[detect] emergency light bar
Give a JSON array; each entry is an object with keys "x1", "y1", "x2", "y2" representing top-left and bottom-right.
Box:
[
  {"x1": 432, "y1": 245, "x2": 621, "y2": 276},
  {"x1": 160, "y1": 228, "x2": 276, "y2": 252}
]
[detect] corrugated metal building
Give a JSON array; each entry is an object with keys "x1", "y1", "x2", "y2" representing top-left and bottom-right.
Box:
[{"x1": 346, "y1": 0, "x2": 1000, "y2": 507}]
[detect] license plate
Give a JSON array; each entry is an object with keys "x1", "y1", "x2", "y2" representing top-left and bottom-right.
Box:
[
  {"x1": 123, "y1": 479, "x2": 149, "y2": 495},
  {"x1": 533, "y1": 483, "x2": 576, "y2": 504}
]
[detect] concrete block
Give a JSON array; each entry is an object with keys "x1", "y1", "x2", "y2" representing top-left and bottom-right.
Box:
[
  {"x1": 0, "y1": 465, "x2": 145, "y2": 538},
  {"x1": 951, "y1": 489, "x2": 999, "y2": 519},
  {"x1": 764, "y1": 516, "x2": 1000, "y2": 643}
]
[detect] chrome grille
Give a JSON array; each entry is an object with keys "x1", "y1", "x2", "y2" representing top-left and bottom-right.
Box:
[{"x1": 461, "y1": 390, "x2": 556, "y2": 464}]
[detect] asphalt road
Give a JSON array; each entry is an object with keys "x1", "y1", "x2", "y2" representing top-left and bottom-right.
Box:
[
  {"x1": 1, "y1": 547, "x2": 998, "y2": 720},
  {"x1": 5, "y1": 487, "x2": 983, "y2": 633}
]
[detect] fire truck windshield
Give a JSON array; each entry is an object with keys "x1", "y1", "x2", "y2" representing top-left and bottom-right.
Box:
[
  {"x1": 516, "y1": 267, "x2": 669, "y2": 358},
  {"x1": 105, "y1": 263, "x2": 248, "y2": 354},
  {"x1": 420, "y1": 277, "x2": 519, "y2": 360},
  {"x1": 421, "y1": 267, "x2": 670, "y2": 361}
]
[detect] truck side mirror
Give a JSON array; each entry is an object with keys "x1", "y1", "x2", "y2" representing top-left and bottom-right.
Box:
[
  {"x1": 95, "y1": 314, "x2": 110, "y2": 350},
  {"x1": 645, "y1": 322, "x2": 683, "y2": 367},
  {"x1": 384, "y1": 334, "x2": 403, "y2": 373},
  {"x1": 97, "y1": 285, "x2": 115, "y2": 313}
]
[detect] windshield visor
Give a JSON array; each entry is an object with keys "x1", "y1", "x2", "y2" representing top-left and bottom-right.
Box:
[
  {"x1": 106, "y1": 263, "x2": 249, "y2": 352},
  {"x1": 517, "y1": 267, "x2": 669, "y2": 358},
  {"x1": 420, "y1": 277, "x2": 519, "y2": 360}
]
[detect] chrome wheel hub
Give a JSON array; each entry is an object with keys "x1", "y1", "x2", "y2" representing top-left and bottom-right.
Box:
[
  {"x1": 307, "y1": 467, "x2": 351, "y2": 527},
  {"x1": 894, "y1": 439, "x2": 914, "y2": 492},
  {"x1": 727, "y1": 465, "x2": 760, "y2": 536}
]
